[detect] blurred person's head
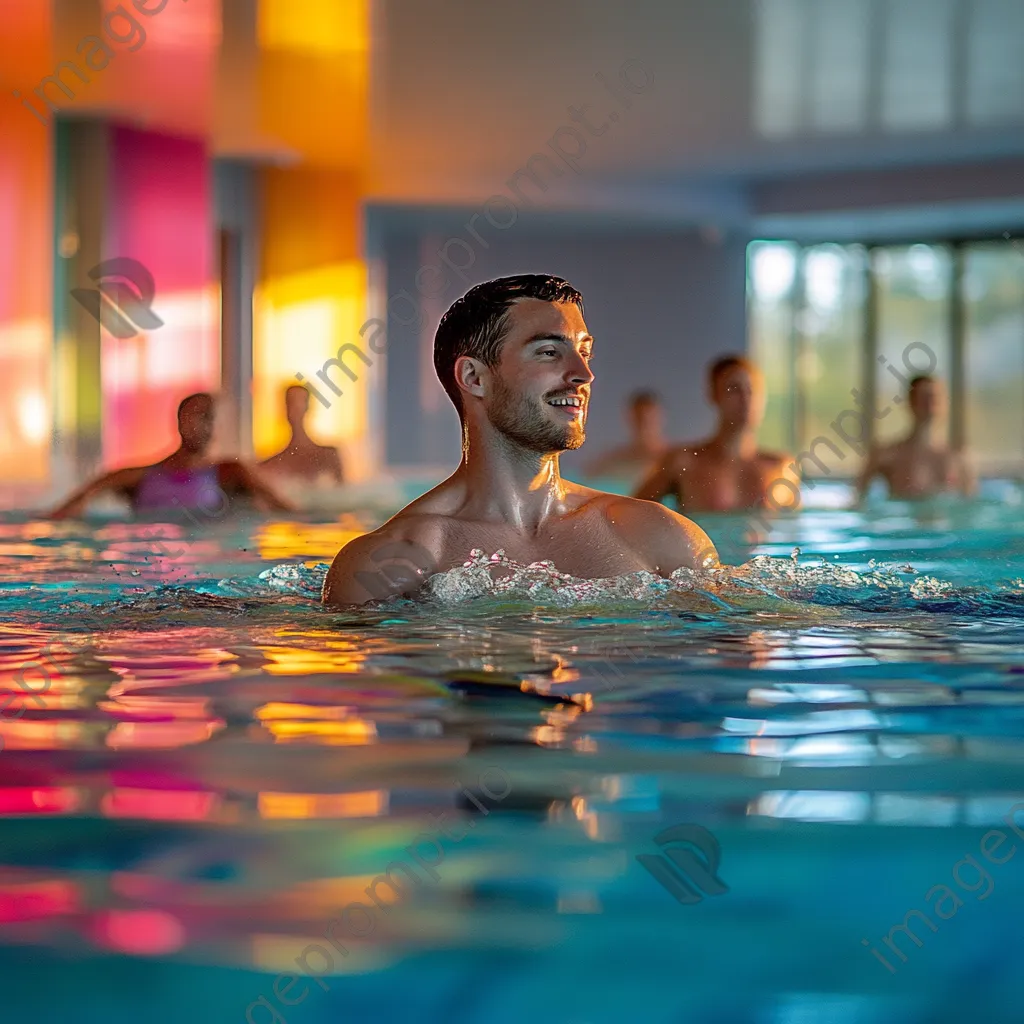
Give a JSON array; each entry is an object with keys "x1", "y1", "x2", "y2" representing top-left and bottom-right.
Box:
[
  {"x1": 708, "y1": 355, "x2": 765, "y2": 431},
  {"x1": 434, "y1": 275, "x2": 592, "y2": 453},
  {"x1": 627, "y1": 390, "x2": 664, "y2": 442},
  {"x1": 908, "y1": 375, "x2": 946, "y2": 425},
  {"x1": 177, "y1": 393, "x2": 216, "y2": 453},
  {"x1": 285, "y1": 385, "x2": 311, "y2": 429}
]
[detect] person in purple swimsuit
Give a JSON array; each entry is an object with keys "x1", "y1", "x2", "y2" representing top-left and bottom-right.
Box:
[{"x1": 48, "y1": 393, "x2": 294, "y2": 519}]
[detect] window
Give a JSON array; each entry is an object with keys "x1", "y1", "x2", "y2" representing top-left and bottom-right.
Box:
[
  {"x1": 873, "y1": 245, "x2": 952, "y2": 447},
  {"x1": 748, "y1": 237, "x2": 1024, "y2": 478},
  {"x1": 964, "y1": 242, "x2": 1024, "y2": 472}
]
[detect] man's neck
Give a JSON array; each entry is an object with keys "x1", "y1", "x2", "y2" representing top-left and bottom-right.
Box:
[
  {"x1": 710, "y1": 423, "x2": 758, "y2": 459},
  {"x1": 907, "y1": 421, "x2": 940, "y2": 448},
  {"x1": 165, "y1": 445, "x2": 208, "y2": 468},
  {"x1": 287, "y1": 425, "x2": 312, "y2": 448},
  {"x1": 635, "y1": 430, "x2": 667, "y2": 455},
  {"x1": 457, "y1": 432, "x2": 570, "y2": 532}
]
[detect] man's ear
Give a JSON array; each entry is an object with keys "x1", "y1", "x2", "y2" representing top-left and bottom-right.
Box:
[{"x1": 455, "y1": 355, "x2": 487, "y2": 401}]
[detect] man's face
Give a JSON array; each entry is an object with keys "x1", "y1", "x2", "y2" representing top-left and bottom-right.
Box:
[
  {"x1": 910, "y1": 379, "x2": 945, "y2": 423},
  {"x1": 178, "y1": 396, "x2": 215, "y2": 452},
  {"x1": 711, "y1": 365, "x2": 765, "y2": 430},
  {"x1": 484, "y1": 299, "x2": 594, "y2": 452},
  {"x1": 630, "y1": 399, "x2": 663, "y2": 438}
]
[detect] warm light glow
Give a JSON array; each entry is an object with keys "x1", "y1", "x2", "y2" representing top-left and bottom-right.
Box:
[
  {"x1": 254, "y1": 260, "x2": 369, "y2": 472},
  {"x1": 17, "y1": 389, "x2": 47, "y2": 442},
  {"x1": 258, "y1": 0, "x2": 369, "y2": 55},
  {"x1": 258, "y1": 790, "x2": 386, "y2": 819},
  {"x1": 0, "y1": 319, "x2": 50, "y2": 483}
]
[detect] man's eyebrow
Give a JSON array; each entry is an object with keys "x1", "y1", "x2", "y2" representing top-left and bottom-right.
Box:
[{"x1": 523, "y1": 332, "x2": 594, "y2": 346}]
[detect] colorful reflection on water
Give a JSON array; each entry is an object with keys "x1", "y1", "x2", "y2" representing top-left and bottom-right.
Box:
[{"x1": 0, "y1": 496, "x2": 1023, "y2": 1023}]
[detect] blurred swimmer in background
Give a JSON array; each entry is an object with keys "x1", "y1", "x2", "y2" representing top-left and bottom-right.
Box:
[
  {"x1": 48, "y1": 393, "x2": 294, "y2": 518},
  {"x1": 633, "y1": 355, "x2": 800, "y2": 512},
  {"x1": 259, "y1": 385, "x2": 344, "y2": 486},
  {"x1": 856, "y1": 375, "x2": 975, "y2": 502},
  {"x1": 583, "y1": 389, "x2": 670, "y2": 487}
]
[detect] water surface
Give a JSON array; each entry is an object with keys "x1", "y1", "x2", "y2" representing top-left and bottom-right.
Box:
[{"x1": 1, "y1": 493, "x2": 1023, "y2": 1023}]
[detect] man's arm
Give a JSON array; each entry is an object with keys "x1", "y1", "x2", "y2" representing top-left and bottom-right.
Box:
[
  {"x1": 323, "y1": 530, "x2": 440, "y2": 606},
  {"x1": 330, "y1": 447, "x2": 344, "y2": 485},
  {"x1": 632, "y1": 448, "x2": 684, "y2": 504},
  {"x1": 954, "y1": 449, "x2": 977, "y2": 497},
  {"x1": 854, "y1": 446, "x2": 883, "y2": 508},
  {"x1": 48, "y1": 467, "x2": 145, "y2": 519},
  {"x1": 765, "y1": 453, "x2": 801, "y2": 510}
]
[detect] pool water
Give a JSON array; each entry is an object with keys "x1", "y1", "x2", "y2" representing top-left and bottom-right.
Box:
[{"x1": 1, "y1": 491, "x2": 1023, "y2": 1024}]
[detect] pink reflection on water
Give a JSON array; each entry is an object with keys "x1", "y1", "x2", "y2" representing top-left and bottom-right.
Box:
[
  {"x1": 101, "y1": 787, "x2": 220, "y2": 822},
  {"x1": 0, "y1": 787, "x2": 80, "y2": 815},
  {"x1": 91, "y1": 908, "x2": 186, "y2": 957}
]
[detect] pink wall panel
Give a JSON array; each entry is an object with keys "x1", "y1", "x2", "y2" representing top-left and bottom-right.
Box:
[{"x1": 102, "y1": 126, "x2": 218, "y2": 468}]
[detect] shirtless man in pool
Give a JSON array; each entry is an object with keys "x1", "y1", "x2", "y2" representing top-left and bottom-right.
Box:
[
  {"x1": 322, "y1": 275, "x2": 718, "y2": 606},
  {"x1": 855, "y1": 375, "x2": 975, "y2": 502},
  {"x1": 632, "y1": 355, "x2": 800, "y2": 513}
]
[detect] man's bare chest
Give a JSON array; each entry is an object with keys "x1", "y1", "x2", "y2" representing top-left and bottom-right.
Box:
[{"x1": 434, "y1": 518, "x2": 651, "y2": 579}]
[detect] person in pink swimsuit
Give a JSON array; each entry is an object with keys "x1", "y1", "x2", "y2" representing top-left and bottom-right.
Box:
[{"x1": 48, "y1": 393, "x2": 294, "y2": 518}]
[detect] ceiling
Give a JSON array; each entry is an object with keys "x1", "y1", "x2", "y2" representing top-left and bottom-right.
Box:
[
  {"x1": 30, "y1": 0, "x2": 1024, "y2": 219},
  {"x1": 367, "y1": 0, "x2": 1024, "y2": 205}
]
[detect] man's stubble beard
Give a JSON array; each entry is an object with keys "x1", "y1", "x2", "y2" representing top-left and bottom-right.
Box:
[{"x1": 489, "y1": 377, "x2": 586, "y2": 452}]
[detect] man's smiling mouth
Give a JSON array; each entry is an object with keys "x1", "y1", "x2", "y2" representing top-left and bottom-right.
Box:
[{"x1": 547, "y1": 396, "x2": 583, "y2": 408}]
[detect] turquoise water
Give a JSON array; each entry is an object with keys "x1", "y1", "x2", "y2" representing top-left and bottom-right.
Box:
[{"x1": 1, "y1": 489, "x2": 1023, "y2": 1023}]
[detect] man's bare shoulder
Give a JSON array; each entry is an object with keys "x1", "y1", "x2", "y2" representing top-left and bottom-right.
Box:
[
  {"x1": 590, "y1": 492, "x2": 719, "y2": 570},
  {"x1": 757, "y1": 449, "x2": 792, "y2": 466},
  {"x1": 647, "y1": 442, "x2": 696, "y2": 477},
  {"x1": 321, "y1": 478, "x2": 465, "y2": 605},
  {"x1": 322, "y1": 513, "x2": 447, "y2": 606}
]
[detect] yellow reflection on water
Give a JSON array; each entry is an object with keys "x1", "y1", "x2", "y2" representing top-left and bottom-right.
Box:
[
  {"x1": 258, "y1": 790, "x2": 387, "y2": 819},
  {"x1": 251, "y1": 933, "x2": 390, "y2": 975},
  {"x1": 259, "y1": 645, "x2": 366, "y2": 675},
  {"x1": 262, "y1": 718, "x2": 377, "y2": 745},
  {"x1": 0, "y1": 721, "x2": 86, "y2": 751},
  {"x1": 257, "y1": 702, "x2": 358, "y2": 721},
  {"x1": 255, "y1": 521, "x2": 364, "y2": 561}
]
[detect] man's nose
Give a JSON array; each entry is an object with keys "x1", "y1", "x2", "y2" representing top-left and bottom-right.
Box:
[{"x1": 567, "y1": 351, "x2": 594, "y2": 385}]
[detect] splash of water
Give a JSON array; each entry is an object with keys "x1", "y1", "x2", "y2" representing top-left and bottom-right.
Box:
[{"x1": 414, "y1": 548, "x2": 1024, "y2": 617}]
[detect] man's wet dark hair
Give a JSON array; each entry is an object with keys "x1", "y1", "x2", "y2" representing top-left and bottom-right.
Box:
[
  {"x1": 707, "y1": 355, "x2": 757, "y2": 388},
  {"x1": 628, "y1": 389, "x2": 660, "y2": 411},
  {"x1": 909, "y1": 375, "x2": 937, "y2": 391},
  {"x1": 433, "y1": 274, "x2": 584, "y2": 417},
  {"x1": 177, "y1": 392, "x2": 213, "y2": 418}
]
